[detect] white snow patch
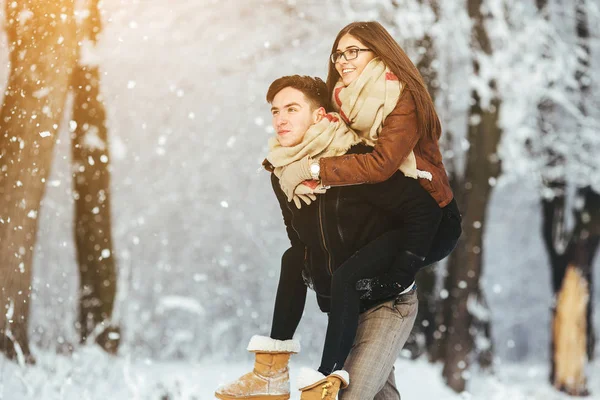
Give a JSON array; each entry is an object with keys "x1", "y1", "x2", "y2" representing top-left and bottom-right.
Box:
[
  {"x1": 109, "y1": 135, "x2": 127, "y2": 160},
  {"x1": 18, "y1": 9, "x2": 33, "y2": 25},
  {"x1": 33, "y1": 87, "x2": 50, "y2": 99},
  {"x1": 156, "y1": 295, "x2": 205, "y2": 316},
  {"x1": 80, "y1": 39, "x2": 101, "y2": 67},
  {"x1": 82, "y1": 126, "x2": 106, "y2": 151}
]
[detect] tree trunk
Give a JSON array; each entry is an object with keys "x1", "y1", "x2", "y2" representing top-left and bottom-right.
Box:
[
  {"x1": 573, "y1": 0, "x2": 595, "y2": 364},
  {"x1": 545, "y1": 188, "x2": 598, "y2": 396},
  {"x1": 440, "y1": 0, "x2": 499, "y2": 392},
  {"x1": 71, "y1": 0, "x2": 119, "y2": 354},
  {"x1": 538, "y1": 1, "x2": 597, "y2": 395},
  {"x1": 0, "y1": 0, "x2": 77, "y2": 363}
]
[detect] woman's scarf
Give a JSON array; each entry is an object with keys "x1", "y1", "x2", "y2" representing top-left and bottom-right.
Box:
[{"x1": 332, "y1": 58, "x2": 431, "y2": 181}]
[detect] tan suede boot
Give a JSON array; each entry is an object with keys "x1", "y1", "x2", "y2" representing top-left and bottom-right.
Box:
[
  {"x1": 215, "y1": 336, "x2": 300, "y2": 400},
  {"x1": 298, "y1": 368, "x2": 349, "y2": 400}
]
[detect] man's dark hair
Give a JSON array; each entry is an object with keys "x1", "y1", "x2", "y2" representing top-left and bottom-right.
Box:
[{"x1": 266, "y1": 75, "x2": 330, "y2": 111}]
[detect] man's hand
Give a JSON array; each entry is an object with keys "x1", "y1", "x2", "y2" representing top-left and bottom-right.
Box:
[{"x1": 279, "y1": 156, "x2": 313, "y2": 202}]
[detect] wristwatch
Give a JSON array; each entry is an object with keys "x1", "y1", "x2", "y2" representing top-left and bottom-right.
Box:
[{"x1": 309, "y1": 160, "x2": 320, "y2": 180}]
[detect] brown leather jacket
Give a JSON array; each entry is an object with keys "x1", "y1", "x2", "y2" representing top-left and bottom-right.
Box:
[{"x1": 319, "y1": 89, "x2": 453, "y2": 208}]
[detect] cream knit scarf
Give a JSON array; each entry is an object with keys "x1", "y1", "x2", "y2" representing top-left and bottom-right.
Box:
[
  {"x1": 267, "y1": 113, "x2": 361, "y2": 177},
  {"x1": 332, "y1": 58, "x2": 431, "y2": 181}
]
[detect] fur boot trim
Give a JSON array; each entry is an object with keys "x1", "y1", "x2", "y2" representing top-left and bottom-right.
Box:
[
  {"x1": 297, "y1": 368, "x2": 326, "y2": 390},
  {"x1": 247, "y1": 335, "x2": 300, "y2": 354},
  {"x1": 297, "y1": 368, "x2": 350, "y2": 390}
]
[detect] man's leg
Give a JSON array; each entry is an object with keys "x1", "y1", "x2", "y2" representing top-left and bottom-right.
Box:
[
  {"x1": 374, "y1": 367, "x2": 400, "y2": 400},
  {"x1": 340, "y1": 289, "x2": 418, "y2": 400}
]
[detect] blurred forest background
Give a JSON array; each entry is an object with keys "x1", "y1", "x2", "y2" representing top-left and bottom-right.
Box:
[{"x1": 0, "y1": 0, "x2": 599, "y2": 397}]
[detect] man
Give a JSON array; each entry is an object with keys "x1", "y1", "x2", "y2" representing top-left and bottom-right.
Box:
[{"x1": 216, "y1": 75, "x2": 440, "y2": 400}]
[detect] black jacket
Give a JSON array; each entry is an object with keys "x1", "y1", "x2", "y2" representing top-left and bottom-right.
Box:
[{"x1": 271, "y1": 144, "x2": 440, "y2": 312}]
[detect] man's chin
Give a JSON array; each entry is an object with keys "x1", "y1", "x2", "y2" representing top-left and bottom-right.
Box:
[{"x1": 278, "y1": 138, "x2": 302, "y2": 147}]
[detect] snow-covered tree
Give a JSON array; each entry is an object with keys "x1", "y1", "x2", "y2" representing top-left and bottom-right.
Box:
[
  {"x1": 0, "y1": 0, "x2": 77, "y2": 363},
  {"x1": 71, "y1": 0, "x2": 119, "y2": 354}
]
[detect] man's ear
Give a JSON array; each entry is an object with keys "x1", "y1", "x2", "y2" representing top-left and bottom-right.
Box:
[{"x1": 313, "y1": 106, "x2": 326, "y2": 123}]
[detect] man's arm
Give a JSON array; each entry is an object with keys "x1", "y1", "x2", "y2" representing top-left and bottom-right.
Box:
[
  {"x1": 271, "y1": 173, "x2": 305, "y2": 247},
  {"x1": 269, "y1": 173, "x2": 308, "y2": 340}
]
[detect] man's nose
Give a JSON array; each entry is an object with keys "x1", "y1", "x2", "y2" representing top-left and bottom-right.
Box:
[{"x1": 276, "y1": 116, "x2": 288, "y2": 127}]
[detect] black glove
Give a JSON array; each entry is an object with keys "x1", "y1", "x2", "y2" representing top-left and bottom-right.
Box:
[{"x1": 356, "y1": 250, "x2": 424, "y2": 301}]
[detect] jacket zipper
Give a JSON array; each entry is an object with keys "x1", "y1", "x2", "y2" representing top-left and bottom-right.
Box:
[
  {"x1": 284, "y1": 198, "x2": 303, "y2": 240},
  {"x1": 318, "y1": 193, "x2": 333, "y2": 276},
  {"x1": 335, "y1": 190, "x2": 345, "y2": 245}
]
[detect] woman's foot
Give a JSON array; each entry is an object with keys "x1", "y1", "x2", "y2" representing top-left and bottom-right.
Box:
[{"x1": 297, "y1": 368, "x2": 349, "y2": 400}]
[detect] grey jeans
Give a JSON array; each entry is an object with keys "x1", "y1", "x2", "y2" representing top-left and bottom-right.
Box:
[{"x1": 339, "y1": 289, "x2": 418, "y2": 400}]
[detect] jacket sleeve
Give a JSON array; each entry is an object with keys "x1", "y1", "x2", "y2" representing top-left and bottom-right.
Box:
[
  {"x1": 271, "y1": 173, "x2": 304, "y2": 248},
  {"x1": 270, "y1": 174, "x2": 308, "y2": 340},
  {"x1": 319, "y1": 89, "x2": 421, "y2": 187}
]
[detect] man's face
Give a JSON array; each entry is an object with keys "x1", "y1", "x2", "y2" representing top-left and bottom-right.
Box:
[{"x1": 271, "y1": 87, "x2": 320, "y2": 147}]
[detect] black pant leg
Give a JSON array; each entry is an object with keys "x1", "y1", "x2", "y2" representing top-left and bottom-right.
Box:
[
  {"x1": 318, "y1": 231, "x2": 400, "y2": 374},
  {"x1": 423, "y1": 198, "x2": 462, "y2": 266}
]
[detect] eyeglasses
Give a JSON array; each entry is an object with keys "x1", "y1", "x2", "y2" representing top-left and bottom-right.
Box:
[{"x1": 330, "y1": 48, "x2": 372, "y2": 64}]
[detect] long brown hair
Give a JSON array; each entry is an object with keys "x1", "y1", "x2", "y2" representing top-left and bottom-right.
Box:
[{"x1": 326, "y1": 21, "x2": 441, "y2": 141}]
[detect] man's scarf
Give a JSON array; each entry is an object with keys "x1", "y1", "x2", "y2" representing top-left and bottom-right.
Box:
[
  {"x1": 332, "y1": 58, "x2": 432, "y2": 181},
  {"x1": 267, "y1": 113, "x2": 361, "y2": 177}
]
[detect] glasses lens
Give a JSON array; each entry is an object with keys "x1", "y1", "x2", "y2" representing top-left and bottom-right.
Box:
[
  {"x1": 331, "y1": 52, "x2": 340, "y2": 63},
  {"x1": 346, "y1": 49, "x2": 358, "y2": 60}
]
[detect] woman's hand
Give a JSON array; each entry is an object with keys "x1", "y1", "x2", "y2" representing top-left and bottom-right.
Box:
[
  {"x1": 292, "y1": 181, "x2": 327, "y2": 209},
  {"x1": 279, "y1": 156, "x2": 313, "y2": 202}
]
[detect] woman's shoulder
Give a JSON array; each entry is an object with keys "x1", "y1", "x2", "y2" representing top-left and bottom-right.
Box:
[{"x1": 391, "y1": 86, "x2": 416, "y2": 116}]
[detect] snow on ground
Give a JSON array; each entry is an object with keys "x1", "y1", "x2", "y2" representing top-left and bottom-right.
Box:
[{"x1": 1, "y1": 347, "x2": 599, "y2": 400}]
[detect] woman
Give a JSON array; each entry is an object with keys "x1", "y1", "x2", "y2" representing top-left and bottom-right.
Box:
[
  {"x1": 276, "y1": 21, "x2": 462, "y2": 399},
  {"x1": 280, "y1": 21, "x2": 461, "y2": 268}
]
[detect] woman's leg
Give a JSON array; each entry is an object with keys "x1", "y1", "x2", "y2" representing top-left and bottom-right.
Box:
[
  {"x1": 423, "y1": 198, "x2": 462, "y2": 266},
  {"x1": 318, "y1": 231, "x2": 402, "y2": 374},
  {"x1": 270, "y1": 247, "x2": 307, "y2": 340}
]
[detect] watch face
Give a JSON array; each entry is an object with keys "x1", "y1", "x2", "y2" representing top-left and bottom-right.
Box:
[{"x1": 310, "y1": 164, "x2": 320, "y2": 174}]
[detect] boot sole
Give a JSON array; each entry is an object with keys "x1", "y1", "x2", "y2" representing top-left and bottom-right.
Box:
[{"x1": 214, "y1": 394, "x2": 289, "y2": 400}]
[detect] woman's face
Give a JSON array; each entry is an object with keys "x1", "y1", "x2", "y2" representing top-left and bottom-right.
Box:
[{"x1": 334, "y1": 34, "x2": 375, "y2": 86}]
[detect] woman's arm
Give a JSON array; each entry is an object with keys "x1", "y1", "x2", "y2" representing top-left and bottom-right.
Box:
[{"x1": 319, "y1": 89, "x2": 421, "y2": 186}]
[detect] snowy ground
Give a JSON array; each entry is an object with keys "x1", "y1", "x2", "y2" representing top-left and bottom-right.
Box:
[{"x1": 1, "y1": 347, "x2": 599, "y2": 400}]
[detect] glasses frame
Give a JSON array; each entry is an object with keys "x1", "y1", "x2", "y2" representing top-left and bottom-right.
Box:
[{"x1": 330, "y1": 48, "x2": 372, "y2": 64}]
